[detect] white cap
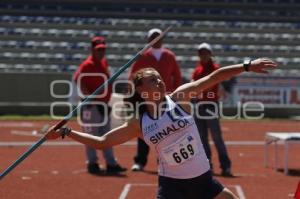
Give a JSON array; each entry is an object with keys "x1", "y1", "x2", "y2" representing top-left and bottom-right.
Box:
[
  {"x1": 147, "y1": 28, "x2": 162, "y2": 39},
  {"x1": 197, "y1": 42, "x2": 212, "y2": 52}
]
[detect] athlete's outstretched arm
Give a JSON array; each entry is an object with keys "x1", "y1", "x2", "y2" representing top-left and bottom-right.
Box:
[
  {"x1": 46, "y1": 119, "x2": 141, "y2": 150},
  {"x1": 171, "y1": 58, "x2": 277, "y2": 102}
]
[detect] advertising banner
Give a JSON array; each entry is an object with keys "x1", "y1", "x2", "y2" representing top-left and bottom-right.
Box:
[{"x1": 232, "y1": 76, "x2": 300, "y2": 107}]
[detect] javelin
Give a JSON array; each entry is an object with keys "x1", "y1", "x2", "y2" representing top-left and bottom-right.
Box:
[{"x1": 0, "y1": 26, "x2": 171, "y2": 180}]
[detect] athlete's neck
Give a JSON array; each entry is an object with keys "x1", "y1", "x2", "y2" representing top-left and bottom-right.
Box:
[{"x1": 146, "y1": 96, "x2": 166, "y2": 119}]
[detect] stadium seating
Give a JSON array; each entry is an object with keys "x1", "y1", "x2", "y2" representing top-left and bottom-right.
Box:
[
  {"x1": 0, "y1": 0, "x2": 299, "y2": 76},
  {"x1": 1, "y1": 1, "x2": 300, "y2": 22}
]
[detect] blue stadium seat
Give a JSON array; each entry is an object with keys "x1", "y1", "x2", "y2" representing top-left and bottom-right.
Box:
[
  {"x1": 30, "y1": 28, "x2": 44, "y2": 36},
  {"x1": 35, "y1": 16, "x2": 47, "y2": 23},
  {"x1": 291, "y1": 58, "x2": 300, "y2": 64},
  {"x1": 14, "y1": 64, "x2": 27, "y2": 71},
  {"x1": 273, "y1": 46, "x2": 291, "y2": 53},
  {"x1": 75, "y1": 42, "x2": 89, "y2": 50},
  {"x1": 30, "y1": 64, "x2": 44, "y2": 71},
  {"x1": 68, "y1": 65, "x2": 78, "y2": 71},
  {"x1": 53, "y1": 53, "x2": 65, "y2": 61},
  {"x1": 72, "y1": 53, "x2": 86, "y2": 61},
  {"x1": 290, "y1": 46, "x2": 300, "y2": 53},
  {"x1": 2, "y1": 52, "x2": 14, "y2": 59},
  {"x1": 275, "y1": 57, "x2": 289, "y2": 66},
  {"x1": 228, "y1": 33, "x2": 242, "y2": 41},
  {"x1": 20, "y1": 52, "x2": 34, "y2": 60},
  {"x1": 257, "y1": 45, "x2": 273, "y2": 53},
  {"x1": 0, "y1": 63, "x2": 9, "y2": 71},
  {"x1": 47, "y1": 29, "x2": 60, "y2": 37},
  {"x1": 228, "y1": 45, "x2": 241, "y2": 52},
  {"x1": 36, "y1": 53, "x2": 50, "y2": 60},
  {"x1": 57, "y1": 42, "x2": 69, "y2": 50},
  {"x1": 25, "y1": 41, "x2": 38, "y2": 49},
  {"x1": 40, "y1": 41, "x2": 54, "y2": 49},
  {"x1": 194, "y1": 32, "x2": 210, "y2": 41}
]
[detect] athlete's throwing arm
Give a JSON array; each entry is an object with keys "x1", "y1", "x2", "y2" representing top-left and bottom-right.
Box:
[
  {"x1": 46, "y1": 58, "x2": 276, "y2": 199},
  {"x1": 46, "y1": 58, "x2": 277, "y2": 146}
]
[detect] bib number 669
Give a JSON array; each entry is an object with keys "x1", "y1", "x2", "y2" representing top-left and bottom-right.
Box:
[{"x1": 172, "y1": 144, "x2": 194, "y2": 164}]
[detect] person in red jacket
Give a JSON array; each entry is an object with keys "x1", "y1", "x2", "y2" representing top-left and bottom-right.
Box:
[
  {"x1": 192, "y1": 43, "x2": 232, "y2": 177},
  {"x1": 73, "y1": 36, "x2": 126, "y2": 175},
  {"x1": 129, "y1": 28, "x2": 182, "y2": 171}
]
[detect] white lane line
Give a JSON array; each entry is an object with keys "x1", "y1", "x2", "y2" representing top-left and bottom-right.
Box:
[
  {"x1": 72, "y1": 169, "x2": 86, "y2": 174},
  {"x1": 230, "y1": 185, "x2": 246, "y2": 199},
  {"x1": 0, "y1": 141, "x2": 270, "y2": 147},
  {"x1": 9, "y1": 125, "x2": 49, "y2": 137},
  {"x1": 0, "y1": 141, "x2": 136, "y2": 147},
  {"x1": 20, "y1": 170, "x2": 39, "y2": 175},
  {"x1": 129, "y1": 183, "x2": 156, "y2": 186},
  {"x1": 221, "y1": 141, "x2": 264, "y2": 145},
  {"x1": 119, "y1": 184, "x2": 156, "y2": 199},
  {"x1": 0, "y1": 122, "x2": 35, "y2": 127},
  {"x1": 119, "y1": 184, "x2": 132, "y2": 199},
  {"x1": 21, "y1": 176, "x2": 32, "y2": 180},
  {"x1": 119, "y1": 183, "x2": 246, "y2": 199},
  {"x1": 0, "y1": 141, "x2": 83, "y2": 146},
  {"x1": 51, "y1": 170, "x2": 59, "y2": 175},
  {"x1": 234, "y1": 173, "x2": 267, "y2": 178},
  {"x1": 11, "y1": 130, "x2": 43, "y2": 137}
]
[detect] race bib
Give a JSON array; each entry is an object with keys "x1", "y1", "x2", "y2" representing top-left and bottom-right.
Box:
[{"x1": 161, "y1": 133, "x2": 199, "y2": 166}]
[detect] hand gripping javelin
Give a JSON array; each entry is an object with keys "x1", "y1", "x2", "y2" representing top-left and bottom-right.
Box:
[{"x1": 0, "y1": 26, "x2": 171, "y2": 180}]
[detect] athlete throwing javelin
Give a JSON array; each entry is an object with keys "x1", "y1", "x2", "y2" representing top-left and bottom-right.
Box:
[{"x1": 46, "y1": 58, "x2": 277, "y2": 199}]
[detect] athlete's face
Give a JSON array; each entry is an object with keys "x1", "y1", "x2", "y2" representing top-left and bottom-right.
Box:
[{"x1": 136, "y1": 70, "x2": 166, "y2": 101}]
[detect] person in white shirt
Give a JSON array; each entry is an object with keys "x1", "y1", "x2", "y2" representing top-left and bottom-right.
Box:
[{"x1": 129, "y1": 28, "x2": 182, "y2": 172}]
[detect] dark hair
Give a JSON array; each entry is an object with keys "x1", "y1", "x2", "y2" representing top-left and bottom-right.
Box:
[{"x1": 124, "y1": 67, "x2": 157, "y2": 116}]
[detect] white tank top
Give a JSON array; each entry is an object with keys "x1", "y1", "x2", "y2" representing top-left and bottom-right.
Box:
[{"x1": 140, "y1": 95, "x2": 210, "y2": 179}]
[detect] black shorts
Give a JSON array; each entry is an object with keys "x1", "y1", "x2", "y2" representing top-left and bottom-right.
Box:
[{"x1": 157, "y1": 171, "x2": 224, "y2": 199}]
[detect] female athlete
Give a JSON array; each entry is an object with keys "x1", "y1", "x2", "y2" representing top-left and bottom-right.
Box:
[{"x1": 46, "y1": 58, "x2": 276, "y2": 199}]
